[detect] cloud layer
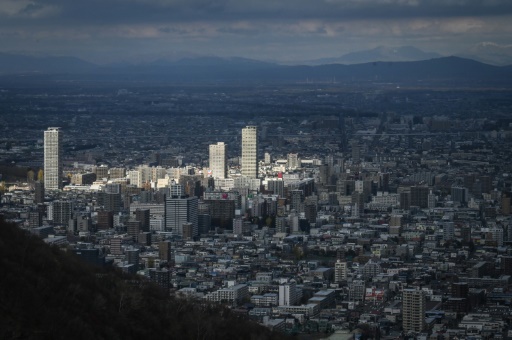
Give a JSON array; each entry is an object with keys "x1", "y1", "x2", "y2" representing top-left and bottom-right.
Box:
[{"x1": 1, "y1": 0, "x2": 511, "y2": 63}]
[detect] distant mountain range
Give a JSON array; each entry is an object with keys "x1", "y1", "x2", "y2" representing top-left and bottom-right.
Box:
[
  {"x1": 0, "y1": 52, "x2": 96, "y2": 74},
  {"x1": 1, "y1": 49, "x2": 512, "y2": 85},
  {"x1": 301, "y1": 46, "x2": 442, "y2": 65},
  {"x1": 298, "y1": 44, "x2": 512, "y2": 67},
  {"x1": 456, "y1": 42, "x2": 512, "y2": 66}
]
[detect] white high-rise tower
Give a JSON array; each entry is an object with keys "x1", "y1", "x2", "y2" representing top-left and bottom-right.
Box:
[
  {"x1": 209, "y1": 142, "x2": 227, "y2": 179},
  {"x1": 44, "y1": 127, "x2": 62, "y2": 190},
  {"x1": 241, "y1": 126, "x2": 258, "y2": 178}
]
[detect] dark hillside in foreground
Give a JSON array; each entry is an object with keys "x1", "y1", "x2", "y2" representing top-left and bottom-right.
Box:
[{"x1": 0, "y1": 217, "x2": 288, "y2": 339}]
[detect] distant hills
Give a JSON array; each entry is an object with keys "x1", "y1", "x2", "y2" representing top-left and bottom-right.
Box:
[
  {"x1": 456, "y1": 42, "x2": 512, "y2": 66},
  {"x1": 300, "y1": 44, "x2": 512, "y2": 67},
  {"x1": 0, "y1": 52, "x2": 96, "y2": 74},
  {"x1": 1, "y1": 49, "x2": 512, "y2": 85},
  {"x1": 303, "y1": 46, "x2": 442, "y2": 65}
]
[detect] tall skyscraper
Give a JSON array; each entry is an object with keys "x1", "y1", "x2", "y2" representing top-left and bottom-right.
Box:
[
  {"x1": 209, "y1": 142, "x2": 227, "y2": 179},
  {"x1": 402, "y1": 288, "x2": 426, "y2": 333},
  {"x1": 44, "y1": 127, "x2": 62, "y2": 190},
  {"x1": 241, "y1": 126, "x2": 258, "y2": 178}
]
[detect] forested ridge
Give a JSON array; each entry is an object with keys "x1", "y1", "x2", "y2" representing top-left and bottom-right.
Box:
[{"x1": 0, "y1": 217, "x2": 289, "y2": 340}]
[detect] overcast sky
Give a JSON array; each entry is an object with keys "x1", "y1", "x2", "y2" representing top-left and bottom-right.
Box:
[{"x1": 1, "y1": 0, "x2": 511, "y2": 63}]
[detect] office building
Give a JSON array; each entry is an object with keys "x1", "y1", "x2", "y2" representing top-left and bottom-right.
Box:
[
  {"x1": 110, "y1": 238, "x2": 123, "y2": 255},
  {"x1": 135, "y1": 208, "x2": 150, "y2": 232},
  {"x1": 410, "y1": 186, "x2": 429, "y2": 208},
  {"x1": 351, "y1": 141, "x2": 361, "y2": 163},
  {"x1": 205, "y1": 284, "x2": 249, "y2": 306},
  {"x1": 125, "y1": 248, "x2": 140, "y2": 272},
  {"x1": 97, "y1": 210, "x2": 114, "y2": 230},
  {"x1": 290, "y1": 190, "x2": 304, "y2": 213},
  {"x1": 159, "y1": 240, "x2": 172, "y2": 263},
  {"x1": 138, "y1": 232, "x2": 151, "y2": 246},
  {"x1": 267, "y1": 179, "x2": 285, "y2": 198},
  {"x1": 182, "y1": 222, "x2": 194, "y2": 240},
  {"x1": 28, "y1": 211, "x2": 43, "y2": 228},
  {"x1": 149, "y1": 268, "x2": 172, "y2": 290},
  {"x1": 428, "y1": 190, "x2": 436, "y2": 209},
  {"x1": 126, "y1": 219, "x2": 141, "y2": 242},
  {"x1": 165, "y1": 196, "x2": 198, "y2": 237},
  {"x1": 170, "y1": 182, "x2": 184, "y2": 198},
  {"x1": 203, "y1": 198, "x2": 236, "y2": 230},
  {"x1": 209, "y1": 142, "x2": 227, "y2": 179},
  {"x1": 98, "y1": 192, "x2": 122, "y2": 213},
  {"x1": 105, "y1": 183, "x2": 121, "y2": 194},
  {"x1": 400, "y1": 192, "x2": 411, "y2": 210},
  {"x1": 287, "y1": 153, "x2": 299, "y2": 169},
  {"x1": 128, "y1": 170, "x2": 143, "y2": 188},
  {"x1": 362, "y1": 259, "x2": 382, "y2": 280},
  {"x1": 334, "y1": 260, "x2": 348, "y2": 282},
  {"x1": 198, "y1": 214, "x2": 211, "y2": 235},
  {"x1": 279, "y1": 282, "x2": 299, "y2": 306},
  {"x1": 349, "y1": 280, "x2": 365, "y2": 302},
  {"x1": 34, "y1": 181, "x2": 45, "y2": 204},
  {"x1": 304, "y1": 202, "x2": 317, "y2": 224},
  {"x1": 451, "y1": 282, "x2": 469, "y2": 298},
  {"x1": 44, "y1": 127, "x2": 62, "y2": 190},
  {"x1": 489, "y1": 227, "x2": 504, "y2": 247},
  {"x1": 51, "y1": 201, "x2": 73, "y2": 225},
  {"x1": 71, "y1": 172, "x2": 96, "y2": 185},
  {"x1": 264, "y1": 152, "x2": 271, "y2": 164},
  {"x1": 443, "y1": 222, "x2": 455, "y2": 241},
  {"x1": 70, "y1": 247, "x2": 105, "y2": 267},
  {"x1": 109, "y1": 167, "x2": 126, "y2": 179},
  {"x1": 92, "y1": 165, "x2": 109, "y2": 180},
  {"x1": 402, "y1": 288, "x2": 426, "y2": 333},
  {"x1": 451, "y1": 186, "x2": 468, "y2": 205},
  {"x1": 502, "y1": 256, "x2": 512, "y2": 276},
  {"x1": 241, "y1": 126, "x2": 258, "y2": 178},
  {"x1": 68, "y1": 214, "x2": 91, "y2": 233}
]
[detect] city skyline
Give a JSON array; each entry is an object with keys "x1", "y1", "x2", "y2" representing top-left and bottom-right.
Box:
[
  {"x1": 1, "y1": 1, "x2": 511, "y2": 64},
  {"x1": 2, "y1": 61, "x2": 512, "y2": 337}
]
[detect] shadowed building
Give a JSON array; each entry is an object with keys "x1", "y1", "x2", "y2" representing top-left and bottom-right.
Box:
[
  {"x1": 165, "y1": 196, "x2": 198, "y2": 237},
  {"x1": 402, "y1": 288, "x2": 425, "y2": 333}
]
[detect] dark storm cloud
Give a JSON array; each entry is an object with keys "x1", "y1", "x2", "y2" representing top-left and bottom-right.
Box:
[{"x1": 2, "y1": 0, "x2": 512, "y2": 27}]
